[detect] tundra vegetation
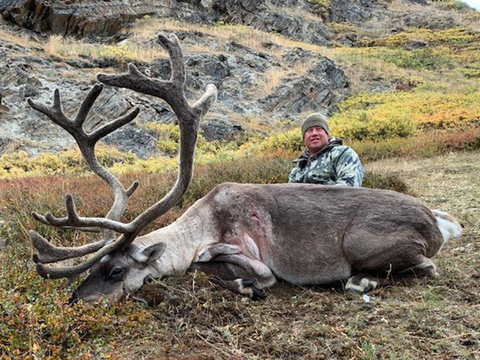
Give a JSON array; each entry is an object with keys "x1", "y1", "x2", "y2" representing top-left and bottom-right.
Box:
[{"x1": 1, "y1": 2, "x2": 480, "y2": 359}]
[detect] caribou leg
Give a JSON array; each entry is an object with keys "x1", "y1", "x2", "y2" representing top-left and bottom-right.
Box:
[
  {"x1": 346, "y1": 255, "x2": 441, "y2": 294},
  {"x1": 190, "y1": 254, "x2": 276, "y2": 299},
  {"x1": 396, "y1": 256, "x2": 441, "y2": 278}
]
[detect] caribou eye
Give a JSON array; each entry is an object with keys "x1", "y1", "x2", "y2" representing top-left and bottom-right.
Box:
[{"x1": 108, "y1": 266, "x2": 125, "y2": 282}]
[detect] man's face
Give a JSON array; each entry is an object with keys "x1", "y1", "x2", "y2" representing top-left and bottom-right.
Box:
[{"x1": 304, "y1": 126, "x2": 329, "y2": 155}]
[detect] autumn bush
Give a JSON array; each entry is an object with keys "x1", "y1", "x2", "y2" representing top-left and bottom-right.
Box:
[
  {"x1": 331, "y1": 90, "x2": 480, "y2": 134},
  {"x1": 363, "y1": 27, "x2": 479, "y2": 48},
  {"x1": 0, "y1": 147, "x2": 137, "y2": 179}
]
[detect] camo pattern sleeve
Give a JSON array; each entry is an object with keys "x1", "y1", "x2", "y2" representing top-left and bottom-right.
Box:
[
  {"x1": 288, "y1": 164, "x2": 302, "y2": 183},
  {"x1": 331, "y1": 147, "x2": 364, "y2": 187}
]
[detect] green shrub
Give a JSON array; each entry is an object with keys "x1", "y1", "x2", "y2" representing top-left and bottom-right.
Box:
[
  {"x1": 364, "y1": 27, "x2": 477, "y2": 48},
  {"x1": 433, "y1": 0, "x2": 475, "y2": 11},
  {"x1": 377, "y1": 48, "x2": 453, "y2": 70},
  {"x1": 362, "y1": 172, "x2": 411, "y2": 195},
  {"x1": 462, "y1": 68, "x2": 480, "y2": 79}
]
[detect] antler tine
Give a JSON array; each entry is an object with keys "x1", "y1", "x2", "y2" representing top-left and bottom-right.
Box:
[
  {"x1": 89, "y1": 107, "x2": 140, "y2": 143},
  {"x1": 96, "y1": 63, "x2": 170, "y2": 99},
  {"x1": 31, "y1": 210, "x2": 99, "y2": 233},
  {"x1": 126, "y1": 180, "x2": 140, "y2": 197},
  {"x1": 193, "y1": 84, "x2": 218, "y2": 118},
  {"x1": 33, "y1": 233, "x2": 136, "y2": 279},
  {"x1": 28, "y1": 83, "x2": 142, "y2": 265},
  {"x1": 27, "y1": 90, "x2": 72, "y2": 134},
  {"x1": 30, "y1": 230, "x2": 108, "y2": 264},
  {"x1": 32, "y1": 194, "x2": 133, "y2": 234},
  {"x1": 157, "y1": 33, "x2": 185, "y2": 85},
  {"x1": 74, "y1": 84, "x2": 104, "y2": 128}
]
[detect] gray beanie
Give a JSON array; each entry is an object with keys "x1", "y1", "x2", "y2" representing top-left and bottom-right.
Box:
[{"x1": 301, "y1": 113, "x2": 329, "y2": 138}]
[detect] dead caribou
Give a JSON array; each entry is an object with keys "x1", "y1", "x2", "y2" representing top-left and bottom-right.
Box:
[{"x1": 28, "y1": 33, "x2": 463, "y2": 303}]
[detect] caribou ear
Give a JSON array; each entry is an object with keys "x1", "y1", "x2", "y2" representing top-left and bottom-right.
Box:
[{"x1": 135, "y1": 243, "x2": 166, "y2": 264}]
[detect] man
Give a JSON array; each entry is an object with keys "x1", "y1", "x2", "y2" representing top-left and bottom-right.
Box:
[{"x1": 288, "y1": 113, "x2": 364, "y2": 186}]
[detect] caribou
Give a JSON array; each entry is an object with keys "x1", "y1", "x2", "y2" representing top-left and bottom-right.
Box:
[{"x1": 28, "y1": 33, "x2": 463, "y2": 303}]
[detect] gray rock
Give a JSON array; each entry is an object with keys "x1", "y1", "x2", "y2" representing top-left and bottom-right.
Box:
[
  {"x1": 329, "y1": 0, "x2": 379, "y2": 23},
  {"x1": 0, "y1": 0, "x2": 173, "y2": 37},
  {"x1": 103, "y1": 125, "x2": 159, "y2": 159},
  {"x1": 202, "y1": 119, "x2": 245, "y2": 141},
  {"x1": 262, "y1": 55, "x2": 348, "y2": 116}
]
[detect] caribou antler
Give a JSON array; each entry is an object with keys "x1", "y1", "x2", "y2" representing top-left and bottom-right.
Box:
[{"x1": 29, "y1": 32, "x2": 217, "y2": 279}]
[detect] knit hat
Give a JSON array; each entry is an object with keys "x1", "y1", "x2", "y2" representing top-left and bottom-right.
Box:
[{"x1": 301, "y1": 113, "x2": 329, "y2": 138}]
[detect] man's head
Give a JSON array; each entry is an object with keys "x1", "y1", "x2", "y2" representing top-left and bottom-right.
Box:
[{"x1": 301, "y1": 113, "x2": 329, "y2": 155}]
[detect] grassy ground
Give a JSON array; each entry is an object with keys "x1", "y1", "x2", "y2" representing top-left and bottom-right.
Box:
[{"x1": 1, "y1": 150, "x2": 479, "y2": 359}]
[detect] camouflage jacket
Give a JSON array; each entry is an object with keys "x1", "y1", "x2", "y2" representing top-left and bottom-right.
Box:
[{"x1": 288, "y1": 138, "x2": 364, "y2": 186}]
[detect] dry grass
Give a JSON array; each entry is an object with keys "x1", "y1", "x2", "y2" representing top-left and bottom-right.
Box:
[
  {"x1": 1, "y1": 150, "x2": 479, "y2": 359},
  {"x1": 0, "y1": 27, "x2": 38, "y2": 48},
  {"x1": 365, "y1": 150, "x2": 480, "y2": 229},
  {"x1": 132, "y1": 17, "x2": 326, "y2": 56},
  {"x1": 255, "y1": 68, "x2": 288, "y2": 97},
  {"x1": 44, "y1": 35, "x2": 165, "y2": 63},
  {"x1": 253, "y1": 58, "x2": 312, "y2": 98}
]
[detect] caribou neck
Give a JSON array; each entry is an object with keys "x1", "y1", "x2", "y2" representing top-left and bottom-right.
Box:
[{"x1": 133, "y1": 201, "x2": 218, "y2": 276}]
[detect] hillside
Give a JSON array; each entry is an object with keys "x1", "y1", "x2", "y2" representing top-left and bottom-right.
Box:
[
  {"x1": 1, "y1": 1, "x2": 480, "y2": 358},
  {"x1": 0, "y1": 0, "x2": 479, "y2": 164}
]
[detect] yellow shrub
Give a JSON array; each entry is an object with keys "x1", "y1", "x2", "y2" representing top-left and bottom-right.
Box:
[
  {"x1": 0, "y1": 147, "x2": 137, "y2": 179},
  {"x1": 45, "y1": 35, "x2": 162, "y2": 64},
  {"x1": 329, "y1": 109, "x2": 416, "y2": 140},
  {"x1": 334, "y1": 90, "x2": 480, "y2": 139},
  {"x1": 367, "y1": 28, "x2": 477, "y2": 48},
  {"x1": 158, "y1": 140, "x2": 178, "y2": 155},
  {"x1": 258, "y1": 129, "x2": 303, "y2": 152}
]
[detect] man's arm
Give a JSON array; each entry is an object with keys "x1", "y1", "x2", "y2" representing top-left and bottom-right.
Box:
[
  {"x1": 288, "y1": 166, "x2": 300, "y2": 183},
  {"x1": 333, "y1": 147, "x2": 364, "y2": 187}
]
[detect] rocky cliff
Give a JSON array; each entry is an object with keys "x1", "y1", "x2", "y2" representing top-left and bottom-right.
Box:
[{"x1": 0, "y1": 0, "x2": 475, "y2": 157}]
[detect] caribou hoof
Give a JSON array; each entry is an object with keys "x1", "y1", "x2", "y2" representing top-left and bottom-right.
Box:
[
  {"x1": 240, "y1": 279, "x2": 265, "y2": 300},
  {"x1": 345, "y1": 275, "x2": 379, "y2": 295}
]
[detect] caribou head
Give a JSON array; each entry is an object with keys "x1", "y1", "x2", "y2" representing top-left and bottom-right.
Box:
[{"x1": 28, "y1": 33, "x2": 218, "y2": 303}]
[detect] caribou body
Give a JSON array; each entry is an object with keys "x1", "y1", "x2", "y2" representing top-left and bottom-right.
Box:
[{"x1": 28, "y1": 33, "x2": 462, "y2": 303}]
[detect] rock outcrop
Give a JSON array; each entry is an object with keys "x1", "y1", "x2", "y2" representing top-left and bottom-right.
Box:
[
  {"x1": 0, "y1": 0, "x2": 172, "y2": 37},
  {"x1": 0, "y1": 0, "x2": 473, "y2": 158},
  {"x1": 0, "y1": 31, "x2": 348, "y2": 157}
]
